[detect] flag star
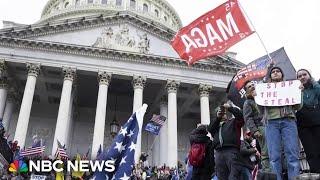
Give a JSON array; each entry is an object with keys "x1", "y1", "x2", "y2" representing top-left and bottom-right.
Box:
[
  {"x1": 114, "y1": 141, "x2": 123, "y2": 152},
  {"x1": 202, "y1": 50, "x2": 206, "y2": 52},
  {"x1": 119, "y1": 173, "x2": 130, "y2": 180},
  {"x1": 206, "y1": 17, "x2": 209, "y2": 21},
  {"x1": 213, "y1": 48, "x2": 216, "y2": 50},
  {"x1": 127, "y1": 130, "x2": 134, "y2": 137},
  {"x1": 121, "y1": 145, "x2": 126, "y2": 152},
  {"x1": 201, "y1": 20, "x2": 204, "y2": 23},
  {"x1": 109, "y1": 157, "x2": 117, "y2": 162},
  {"x1": 128, "y1": 142, "x2": 136, "y2": 152},
  {"x1": 211, "y1": 16, "x2": 215, "y2": 19},
  {"x1": 219, "y1": 46, "x2": 222, "y2": 48},
  {"x1": 120, "y1": 156, "x2": 127, "y2": 166},
  {"x1": 119, "y1": 127, "x2": 127, "y2": 136},
  {"x1": 208, "y1": 49, "x2": 211, "y2": 52}
]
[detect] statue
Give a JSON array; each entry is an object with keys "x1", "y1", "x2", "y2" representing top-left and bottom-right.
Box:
[
  {"x1": 93, "y1": 27, "x2": 114, "y2": 48},
  {"x1": 138, "y1": 33, "x2": 150, "y2": 54},
  {"x1": 115, "y1": 24, "x2": 135, "y2": 47}
]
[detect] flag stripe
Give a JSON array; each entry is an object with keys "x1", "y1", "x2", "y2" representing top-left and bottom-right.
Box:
[
  {"x1": 55, "y1": 147, "x2": 68, "y2": 159},
  {"x1": 150, "y1": 115, "x2": 165, "y2": 125},
  {"x1": 20, "y1": 146, "x2": 45, "y2": 156}
]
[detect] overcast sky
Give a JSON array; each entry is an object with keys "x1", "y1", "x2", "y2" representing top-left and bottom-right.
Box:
[{"x1": 0, "y1": 0, "x2": 319, "y2": 79}]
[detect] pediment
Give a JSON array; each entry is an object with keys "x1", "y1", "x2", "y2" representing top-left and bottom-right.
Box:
[
  {"x1": 30, "y1": 23, "x2": 178, "y2": 57},
  {"x1": 0, "y1": 14, "x2": 244, "y2": 69}
]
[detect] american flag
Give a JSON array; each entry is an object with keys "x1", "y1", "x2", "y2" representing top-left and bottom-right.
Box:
[
  {"x1": 150, "y1": 114, "x2": 166, "y2": 126},
  {"x1": 55, "y1": 140, "x2": 68, "y2": 159},
  {"x1": 93, "y1": 105, "x2": 147, "y2": 180},
  {"x1": 20, "y1": 146, "x2": 45, "y2": 157}
]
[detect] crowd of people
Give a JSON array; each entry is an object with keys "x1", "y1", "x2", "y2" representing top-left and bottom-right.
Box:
[
  {"x1": 186, "y1": 65, "x2": 320, "y2": 180},
  {"x1": 0, "y1": 65, "x2": 319, "y2": 180}
]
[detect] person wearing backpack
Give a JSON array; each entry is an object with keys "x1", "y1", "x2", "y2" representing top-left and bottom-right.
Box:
[
  {"x1": 189, "y1": 124, "x2": 215, "y2": 180},
  {"x1": 207, "y1": 102, "x2": 244, "y2": 180}
]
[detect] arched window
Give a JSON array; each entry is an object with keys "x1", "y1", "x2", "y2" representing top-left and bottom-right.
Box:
[
  {"x1": 154, "y1": 9, "x2": 159, "y2": 17},
  {"x1": 101, "y1": 0, "x2": 107, "y2": 4},
  {"x1": 143, "y1": 4, "x2": 148, "y2": 12},
  {"x1": 130, "y1": 0, "x2": 136, "y2": 9},
  {"x1": 75, "y1": 0, "x2": 80, "y2": 6},
  {"x1": 116, "y1": 0, "x2": 122, "y2": 6},
  {"x1": 164, "y1": 16, "x2": 167, "y2": 22},
  {"x1": 88, "y1": 0, "x2": 93, "y2": 4}
]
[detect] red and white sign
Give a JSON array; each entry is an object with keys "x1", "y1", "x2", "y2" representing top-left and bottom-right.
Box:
[
  {"x1": 171, "y1": 0, "x2": 254, "y2": 65},
  {"x1": 254, "y1": 80, "x2": 302, "y2": 106}
]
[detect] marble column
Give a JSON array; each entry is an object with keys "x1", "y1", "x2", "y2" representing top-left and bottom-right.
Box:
[
  {"x1": 52, "y1": 67, "x2": 76, "y2": 155},
  {"x1": 14, "y1": 63, "x2": 40, "y2": 147},
  {"x1": 65, "y1": 87, "x2": 76, "y2": 150},
  {"x1": 132, "y1": 75, "x2": 146, "y2": 163},
  {"x1": 91, "y1": 71, "x2": 111, "y2": 159},
  {"x1": 166, "y1": 80, "x2": 180, "y2": 168},
  {"x1": 3, "y1": 88, "x2": 17, "y2": 131},
  {"x1": 0, "y1": 60, "x2": 8, "y2": 119},
  {"x1": 158, "y1": 97, "x2": 168, "y2": 166},
  {"x1": 199, "y1": 84, "x2": 213, "y2": 125}
]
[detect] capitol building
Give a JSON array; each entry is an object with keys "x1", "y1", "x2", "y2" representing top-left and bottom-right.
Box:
[{"x1": 0, "y1": 0, "x2": 243, "y2": 167}]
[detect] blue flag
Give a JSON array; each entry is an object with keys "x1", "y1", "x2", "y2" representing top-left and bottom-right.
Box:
[
  {"x1": 145, "y1": 122, "x2": 161, "y2": 135},
  {"x1": 93, "y1": 113, "x2": 140, "y2": 179}
]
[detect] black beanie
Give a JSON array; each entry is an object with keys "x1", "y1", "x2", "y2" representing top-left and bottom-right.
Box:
[{"x1": 269, "y1": 66, "x2": 284, "y2": 79}]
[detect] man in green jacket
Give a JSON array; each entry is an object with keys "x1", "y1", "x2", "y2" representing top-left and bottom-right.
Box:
[{"x1": 243, "y1": 81, "x2": 271, "y2": 172}]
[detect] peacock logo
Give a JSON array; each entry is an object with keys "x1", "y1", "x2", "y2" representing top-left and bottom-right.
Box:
[{"x1": 8, "y1": 160, "x2": 28, "y2": 173}]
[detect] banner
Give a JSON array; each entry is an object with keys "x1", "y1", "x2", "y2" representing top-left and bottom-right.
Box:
[
  {"x1": 227, "y1": 47, "x2": 296, "y2": 108},
  {"x1": 171, "y1": 0, "x2": 254, "y2": 65},
  {"x1": 254, "y1": 80, "x2": 301, "y2": 106},
  {"x1": 145, "y1": 122, "x2": 161, "y2": 135}
]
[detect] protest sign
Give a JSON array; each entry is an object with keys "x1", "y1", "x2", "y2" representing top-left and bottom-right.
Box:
[{"x1": 254, "y1": 80, "x2": 301, "y2": 106}]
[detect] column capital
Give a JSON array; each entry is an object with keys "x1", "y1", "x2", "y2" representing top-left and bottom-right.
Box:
[
  {"x1": 199, "y1": 84, "x2": 213, "y2": 97},
  {"x1": 62, "y1": 67, "x2": 76, "y2": 81},
  {"x1": 132, "y1": 75, "x2": 146, "y2": 89},
  {"x1": 97, "y1": 71, "x2": 112, "y2": 86},
  {"x1": 26, "y1": 63, "x2": 40, "y2": 77},
  {"x1": 166, "y1": 80, "x2": 180, "y2": 94}
]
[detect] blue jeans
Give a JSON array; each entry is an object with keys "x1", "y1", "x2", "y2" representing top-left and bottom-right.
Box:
[
  {"x1": 265, "y1": 118, "x2": 300, "y2": 180},
  {"x1": 241, "y1": 167, "x2": 252, "y2": 180}
]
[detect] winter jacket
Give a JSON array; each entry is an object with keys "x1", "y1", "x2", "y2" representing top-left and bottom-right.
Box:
[
  {"x1": 237, "y1": 139, "x2": 257, "y2": 170},
  {"x1": 296, "y1": 80, "x2": 320, "y2": 127},
  {"x1": 189, "y1": 125, "x2": 215, "y2": 180},
  {"x1": 243, "y1": 97, "x2": 263, "y2": 134},
  {"x1": 208, "y1": 107, "x2": 244, "y2": 150}
]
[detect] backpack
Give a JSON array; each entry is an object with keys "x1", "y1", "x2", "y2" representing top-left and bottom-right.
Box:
[{"x1": 188, "y1": 143, "x2": 206, "y2": 167}]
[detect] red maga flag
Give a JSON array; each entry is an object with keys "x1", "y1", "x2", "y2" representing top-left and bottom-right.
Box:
[{"x1": 171, "y1": 0, "x2": 254, "y2": 65}]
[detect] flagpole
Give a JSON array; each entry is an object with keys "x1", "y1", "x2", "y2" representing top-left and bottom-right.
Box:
[
  {"x1": 237, "y1": 0, "x2": 273, "y2": 62},
  {"x1": 147, "y1": 135, "x2": 159, "y2": 157}
]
